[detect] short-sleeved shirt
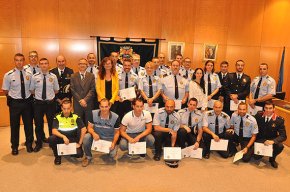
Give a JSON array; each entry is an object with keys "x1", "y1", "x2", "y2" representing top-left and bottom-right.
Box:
[
  {"x1": 118, "y1": 71, "x2": 139, "y2": 90},
  {"x1": 121, "y1": 110, "x2": 152, "y2": 133},
  {"x1": 131, "y1": 66, "x2": 146, "y2": 78},
  {"x1": 86, "y1": 65, "x2": 99, "y2": 78},
  {"x1": 204, "y1": 72, "x2": 221, "y2": 95},
  {"x1": 153, "y1": 108, "x2": 180, "y2": 131},
  {"x1": 2, "y1": 68, "x2": 32, "y2": 99},
  {"x1": 138, "y1": 75, "x2": 161, "y2": 98},
  {"x1": 153, "y1": 68, "x2": 168, "y2": 78},
  {"x1": 161, "y1": 74, "x2": 189, "y2": 100},
  {"x1": 179, "y1": 68, "x2": 194, "y2": 81},
  {"x1": 24, "y1": 64, "x2": 41, "y2": 75},
  {"x1": 178, "y1": 108, "x2": 203, "y2": 130},
  {"x1": 88, "y1": 110, "x2": 120, "y2": 141},
  {"x1": 230, "y1": 113, "x2": 259, "y2": 137},
  {"x1": 202, "y1": 110, "x2": 231, "y2": 134},
  {"x1": 30, "y1": 72, "x2": 59, "y2": 100},
  {"x1": 250, "y1": 75, "x2": 276, "y2": 98}
]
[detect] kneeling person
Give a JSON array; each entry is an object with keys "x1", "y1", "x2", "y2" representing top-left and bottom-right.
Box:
[
  {"x1": 49, "y1": 99, "x2": 87, "y2": 165},
  {"x1": 82, "y1": 98, "x2": 120, "y2": 167}
]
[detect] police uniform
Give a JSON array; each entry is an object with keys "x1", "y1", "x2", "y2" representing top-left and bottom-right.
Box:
[
  {"x1": 83, "y1": 110, "x2": 121, "y2": 159},
  {"x1": 250, "y1": 75, "x2": 276, "y2": 107},
  {"x1": 30, "y1": 71, "x2": 59, "y2": 150},
  {"x1": 202, "y1": 110, "x2": 231, "y2": 158},
  {"x1": 49, "y1": 112, "x2": 85, "y2": 160},
  {"x1": 179, "y1": 68, "x2": 194, "y2": 81},
  {"x1": 116, "y1": 63, "x2": 123, "y2": 74},
  {"x1": 227, "y1": 112, "x2": 258, "y2": 162},
  {"x1": 152, "y1": 108, "x2": 180, "y2": 157},
  {"x1": 2, "y1": 68, "x2": 34, "y2": 154},
  {"x1": 204, "y1": 72, "x2": 221, "y2": 108},
  {"x1": 223, "y1": 72, "x2": 251, "y2": 116},
  {"x1": 177, "y1": 108, "x2": 203, "y2": 149},
  {"x1": 254, "y1": 111, "x2": 287, "y2": 166},
  {"x1": 138, "y1": 75, "x2": 161, "y2": 103},
  {"x1": 24, "y1": 64, "x2": 41, "y2": 75},
  {"x1": 153, "y1": 67, "x2": 168, "y2": 78},
  {"x1": 217, "y1": 72, "x2": 228, "y2": 108},
  {"x1": 131, "y1": 66, "x2": 146, "y2": 78},
  {"x1": 86, "y1": 64, "x2": 99, "y2": 77},
  {"x1": 50, "y1": 67, "x2": 74, "y2": 112}
]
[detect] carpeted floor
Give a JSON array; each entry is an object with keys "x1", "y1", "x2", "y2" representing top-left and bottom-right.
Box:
[{"x1": 0, "y1": 124, "x2": 289, "y2": 192}]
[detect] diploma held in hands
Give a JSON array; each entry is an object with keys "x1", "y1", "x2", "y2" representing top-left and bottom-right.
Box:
[
  {"x1": 119, "y1": 87, "x2": 136, "y2": 100},
  {"x1": 164, "y1": 147, "x2": 182, "y2": 160},
  {"x1": 233, "y1": 151, "x2": 244, "y2": 163},
  {"x1": 181, "y1": 146, "x2": 203, "y2": 159},
  {"x1": 57, "y1": 143, "x2": 77, "y2": 156},
  {"x1": 210, "y1": 139, "x2": 229, "y2": 151},
  {"x1": 91, "y1": 139, "x2": 112, "y2": 154},
  {"x1": 129, "y1": 142, "x2": 146, "y2": 155},
  {"x1": 144, "y1": 103, "x2": 159, "y2": 113},
  {"x1": 254, "y1": 142, "x2": 273, "y2": 157},
  {"x1": 174, "y1": 100, "x2": 182, "y2": 110},
  {"x1": 230, "y1": 100, "x2": 245, "y2": 111},
  {"x1": 247, "y1": 105, "x2": 263, "y2": 115}
]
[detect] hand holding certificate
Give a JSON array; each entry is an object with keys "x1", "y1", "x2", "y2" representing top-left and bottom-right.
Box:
[
  {"x1": 247, "y1": 105, "x2": 263, "y2": 115},
  {"x1": 174, "y1": 100, "x2": 182, "y2": 110},
  {"x1": 233, "y1": 151, "x2": 244, "y2": 163},
  {"x1": 119, "y1": 87, "x2": 136, "y2": 100},
  {"x1": 164, "y1": 147, "x2": 182, "y2": 160},
  {"x1": 181, "y1": 146, "x2": 203, "y2": 159},
  {"x1": 57, "y1": 143, "x2": 77, "y2": 156},
  {"x1": 210, "y1": 139, "x2": 228, "y2": 151},
  {"x1": 128, "y1": 142, "x2": 146, "y2": 155},
  {"x1": 144, "y1": 103, "x2": 159, "y2": 113},
  {"x1": 254, "y1": 142, "x2": 273, "y2": 157},
  {"x1": 91, "y1": 139, "x2": 112, "y2": 154}
]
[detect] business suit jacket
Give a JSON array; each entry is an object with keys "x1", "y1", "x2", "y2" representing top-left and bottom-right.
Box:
[
  {"x1": 217, "y1": 72, "x2": 228, "y2": 98},
  {"x1": 224, "y1": 72, "x2": 251, "y2": 100}
]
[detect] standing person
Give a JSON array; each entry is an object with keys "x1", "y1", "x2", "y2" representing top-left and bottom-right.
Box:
[
  {"x1": 254, "y1": 101, "x2": 287, "y2": 168},
  {"x1": 2, "y1": 53, "x2": 34, "y2": 155},
  {"x1": 152, "y1": 57, "x2": 167, "y2": 78},
  {"x1": 179, "y1": 57, "x2": 194, "y2": 81},
  {"x1": 131, "y1": 53, "x2": 146, "y2": 78},
  {"x1": 189, "y1": 68, "x2": 207, "y2": 111},
  {"x1": 223, "y1": 60, "x2": 251, "y2": 116},
  {"x1": 110, "y1": 51, "x2": 123, "y2": 74},
  {"x1": 70, "y1": 58, "x2": 96, "y2": 126},
  {"x1": 86, "y1": 53, "x2": 98, "y2": 77},
  {"x1": 50, "y1": 55, "x2": 74, "y2": 113},
  {"x1": 30, "y1": 58, "x2": 59, "y2": 152},
  {"x1": 24, "y1": 50, "x2": 41, "y2": 75},
  {"x1": 217, "y1": 61, "x2": 229, "y2": 103},
  {"x1": 48, "y1": 99, "x2": 86, "y2": 165},
  {"x1": 96, "y1": 57, "x2": 119, "y2": 112}
]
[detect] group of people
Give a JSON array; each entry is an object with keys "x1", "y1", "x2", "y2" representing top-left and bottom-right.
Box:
[{"x1": 2, "y1": 50, "x2": 287, "y2": 169}]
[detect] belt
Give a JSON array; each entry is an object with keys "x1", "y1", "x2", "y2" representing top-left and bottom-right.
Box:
[
  {"x1": 11, "y1": 96, "x2": 33, "y2": 102},
  {"x1": 34, "y1": 99, "x2": 55, "y2": 104}
]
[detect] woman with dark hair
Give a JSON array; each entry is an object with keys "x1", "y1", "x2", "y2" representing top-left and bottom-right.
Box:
[
  {"x1": 189, "y1": 68, "x2": 207, "y2": 111},
  {"x1": 96, "y1": 57, "x2": 119, "y2": 112}
]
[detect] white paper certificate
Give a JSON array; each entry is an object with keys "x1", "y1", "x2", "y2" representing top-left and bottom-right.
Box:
[
  {"x1": 57, "y1": 143, "x2": 77, "y2": 156},
  {"x1": 230, "y1": 100, "x2": 245, "y2": 111},
  {"x1": 254, "y1": 142, "x2": 273, "y2": 157},
  {"x1": 210, "y1": 139, "x2": 229, "y2": 151},
  {"x1": 164, "y1": 147, "x2": 182, "y2": 160},
  {"x1": 174, "y1": 100, "x2": 182, "y2": 110},
  {"x1": 119, "y1": 87, "x2": 136, "y2": 100},
  {"x1": 144, "y1": 103, "x2": 159, "y2": 114},
  {"x1": 233, "y1": 151, "x2": 244, "y2": 163},
  {"x1": 208, "y1": 99, "x2": 217, "y2": 108},
  {"x1": 128, "y1": 142, "x2": 146, "y2": 155},
  {"x1": 247, "y1": 105, "x2": 263, "y2": 115},
  {"x1": 181, "y1": 146, "x2": 203, "y2": 159},
  {"x1": 91, "y1": 139, "x2": 112, "y2": 154}
]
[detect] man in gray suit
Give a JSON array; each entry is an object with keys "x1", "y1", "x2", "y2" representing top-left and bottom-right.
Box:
[{"x1": 70, "y1": 58, "x2": 96, "y2": 126}]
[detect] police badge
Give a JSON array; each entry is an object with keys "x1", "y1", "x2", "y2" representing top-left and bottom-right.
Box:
[
  {"x1": 49, "y1": 78, "x2": 53, "y2": 82},
  {"x1": 26, "y1": 76, "x2": 30, "y2": 80}
]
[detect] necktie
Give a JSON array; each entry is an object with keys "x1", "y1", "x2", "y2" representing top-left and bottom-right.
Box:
[
  {"x1": 135, "y1": 68, "x2": 138, "y2": 75},
  {"x1": 42, "y1": 74, "x2": 46, "y2": 100},
  {"x1": 174, "y1": 75, "x2": 179, "y2": 99},
  {"x1": 185, "y1": 70, "x2": 188, "y2": 78},
  {"x1": 33, "y1": 67, "x2": 36, "y2": 74},
  {"x1": 90, "y1": 67, "x2": 93, "y2": 73},
  {"x1": 215, "y1": 116, "x2": 219, "y2": 134},
  {"x1": 60, "y1": 70, "x2": 64, "y2": 78},
  {"x1": 20, "y1": 71, "x2": 25, "y2": 99},
  {"x1": 125, "y1": 73, "x2": 129, "y2": 88},
  {"x1": 239, "y1": 117, "x2": 243, "y2": 141},
  {"x1": 265, "y1": 117, "x2": 270, "y2": 123},
  {"x1": 208, "y1": 74, "x2": 212, "y2": 95},
  {"x1": 222, "y1": 74, "x2": 225, "y2": 80},
  {"x1": 254, "y1": 77, "x2": 262, "y2": 99},
  {"x1": 188, "y1": 112, "x2": 192, "y2": 128},
  {"x1": 165, "y1": 114, "x2": 170, "y2": 128},
  {"x1": 81, "y1": 74, "x2": 85, "y2": 80},
  {"x1": 154, "y1": 70, "x2": 157, "y2": 76},
  {"x1": 237, "y1": 74, "x2": 241, "y2": 81},
  {"x1": 148, "y1": 76, "x2": 153, "y2": 98}
]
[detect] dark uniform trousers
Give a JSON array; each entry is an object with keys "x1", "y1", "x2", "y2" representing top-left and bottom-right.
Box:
[
  {"x1": 203, "y1": 132, "x2": 229, "y2": 158},
  {"x1": 9, "y1": 97, "x2": 34, "y2": 149},
  {"x1": 153, "y1": 131, "x2": 175, "y2": 156},
  {"x1": 34, "y1": 99, "x2": 56, "y2": 146},
  {"x1": 177, "y1": 128, "x2": 204, "y2": 149},
  {"x1": 226, "y1": 133, "x2": 254, "y2": 162},
  {"x1": 48, "y1": 135, "x2": 83, "y2": 158},
  {"x1": 254, "y1": 139, "x2": 284, "y2": 161}
]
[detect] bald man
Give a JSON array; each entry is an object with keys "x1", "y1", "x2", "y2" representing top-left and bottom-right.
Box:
[{"x1": 50, "y1": 55, "x2": 74, "y2": 113}]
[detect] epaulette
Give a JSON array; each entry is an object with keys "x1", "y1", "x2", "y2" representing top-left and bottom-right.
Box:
[
  {"x1": 24, "y1": 69, "x2": 32, "y2": 74},
  {"x1": 7, "y1": 69, "x2": 16, "y2": 75},
  {"x1": 33, "y1": 72, "x2": 41, "y2": 76},
  {"x1": 23, "y1": 65, "x2": 30, "y2": 69},
  {"x1": 277, "y1": 116, "x2": 284, "y2": 120},
  {"x1": 171, "y1": 111, "x2": 179, "y2": 120},
  {"x1": 158, "y1": 108, "x2": 166, "y2": 114},
  {"x1": 194, "y1": 110, "x2": 202, "y2": 116},
  {"x1": 221, "y1": 112, "x2": 228, "y2": 118},
  {"x1": 163, "y1": 73, "x2": 168, "y2": 78},
  {"x1": 207, "y1": 111, "x2": 214, "y2": 116}
]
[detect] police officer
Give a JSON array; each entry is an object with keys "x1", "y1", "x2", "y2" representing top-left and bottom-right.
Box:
[
  {"x1": 224, "y1": 60, "x2": 251, "y2": 116},
  {"x1": 177, "y1": 98, "x2": 203, "y2": 150},
  {"x1": 2, "y1": 53, "x2": 34, "y2": 155},
  {"x1": 30, "y1": 58, "x2": 59, "y2": 152},
  {"x1": 152, "y1": 57, "x2": 167, "y2": 78},
  {"x1": 202, "y1": 100, "x2": 231, "y2": 159},
  {"x1": 153, "y1": 100, "x2": 180, "y2": 168},
  {"x1": 217, "y1": 61, "x2": 229, "y2": 103},
  {"x1": 249, "y1": 63, "x2": 276, "y2": 110},
  {"x1": 110, "y1": 51, "x2": 123, "y2": 74},
  {"x1": 254, "y1": 101, "x2": 287, "y2": 168},
  {"x1": 23, "y1": 50, "x2": 41, "y2": 75},
  {"x1": 116, "y1": 58, "x2": 139, "y2": 119},
  {"x1": 158, "y1": 53, "x2": 170, "y2": 72},
  {"x1": 161, "y1": 60, "x2": 189, "y2": 109},
  {"x1": 50, "y1": 55, "x2": 74, "y2": 113},
  {"x1": 179, "y1": 57, "x2": 194, "y2": 81},
  {"x1": 82, "y1": 98, "x2": 120, "y2": 167},
  {"x1": 131, "y1": 53, "x2": 146, "y2": 78},
  {"x1": 49, "y1": 99, "x2": 86, "y2": 165},
  {"x1": 227, "y1": 102, "x2": 258, "y2": 162},
  {"x1": 86, "y1": 53, "x2": 99, "y2": 77}
]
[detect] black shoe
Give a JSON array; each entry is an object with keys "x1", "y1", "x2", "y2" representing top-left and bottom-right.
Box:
[
  {"x1": 12, "y1": 148, "x2": 18, "y2": 156},
  {"x1": 54, "y1": 157, "x2": 62, "y2": 165},
  {"x1": 203, "y1": 153, "x2": 210, "y2": 159},
  {"x1": 26, "y1": 146, "x2": 33, "y2": 153},
  {"x1": 42, "y1": 138, "x2": 49, "y2": 143},
  {"x1": 153, "y1": 154, "x2": 161, "y2": 161},
  {"x1": 269, "y1": 160, "x2": 278, "y2": 168},
  {"x1": 33, "y1": 145, "x2": 42, "y2": 153}
]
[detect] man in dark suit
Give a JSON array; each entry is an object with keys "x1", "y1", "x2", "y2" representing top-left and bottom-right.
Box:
[
  {"x1": 217, "y1": 61, "x2": 229, "y2": 103},
  {"x1": 223, "y1": 60, "x2": 251, "y2": 116},
  {"x1": 70, "y1": 58, "x2": 96, "y2": 126},
  {"x1": 254, "y1": 101, "x2": 287, "y2": 168},
  {"x1": 50, "y1": 55, "x2": 74, "y2": 113}
]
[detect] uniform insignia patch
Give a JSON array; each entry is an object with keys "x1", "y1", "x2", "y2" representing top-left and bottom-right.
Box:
[
  {"x1": 245, "y1": 121, "x2": 250, "y2": 127},
  {"x1": 26, "y1": 76, "x2": 30, "y2": 80},
  {"x1": 49, "y1": 78, "x2": 53, "y2": 82}
]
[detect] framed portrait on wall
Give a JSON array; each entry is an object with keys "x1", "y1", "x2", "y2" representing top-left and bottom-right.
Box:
[
  {"x1": 168, "y1": 42, "x2": 185, "y2": 61},
  {"x1": 204, "y1": 44, "x2": 218, "y2": 61}
]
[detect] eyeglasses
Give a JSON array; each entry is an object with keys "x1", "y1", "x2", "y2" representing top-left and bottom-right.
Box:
[{"x1": 29, "y1": 55, "x2": 38, "y2": 58}]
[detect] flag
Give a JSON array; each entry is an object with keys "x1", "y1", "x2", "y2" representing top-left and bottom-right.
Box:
[{"x1": 277, "y1": 47, "x2": 285, "y2": 92}]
